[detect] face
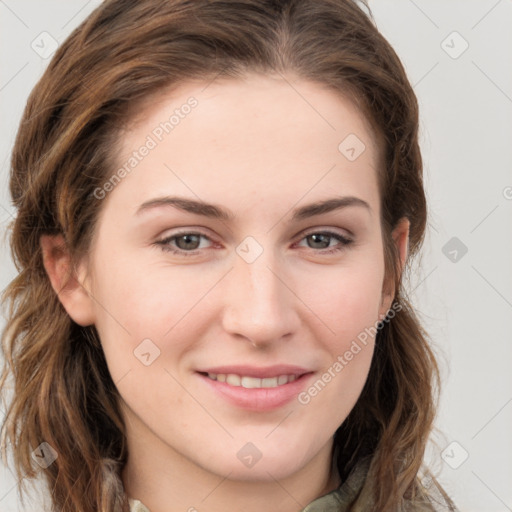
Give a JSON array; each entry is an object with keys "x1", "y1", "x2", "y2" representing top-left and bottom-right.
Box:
[{"x1": 60, "y1": 73, "x2": 408, "y2": 482}]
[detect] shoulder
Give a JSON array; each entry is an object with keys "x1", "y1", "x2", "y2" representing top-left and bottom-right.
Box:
[
  {"x1": 409, "y1": 472, "x2": 459, "y2": 512},
  {"x1": 128, "y1": 498, "x2": 151, "y2": 512}
]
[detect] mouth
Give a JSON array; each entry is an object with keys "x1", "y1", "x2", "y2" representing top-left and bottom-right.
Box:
[
  {"x1": 195, "y1": 366, "x2": 315, "y2": 411},
  {"x1": 198, "y1": 372, "x2": 301, "y2": 389}
]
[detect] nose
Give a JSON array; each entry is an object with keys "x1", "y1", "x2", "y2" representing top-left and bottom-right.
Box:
[{"x1": 221, "y1": 247, "x2": 300, "y2": 347}]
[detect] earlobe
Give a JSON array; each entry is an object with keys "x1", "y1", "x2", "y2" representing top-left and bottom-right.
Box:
[{"x1": 40, "y1": 234, "x2": 95, "y2": 326}]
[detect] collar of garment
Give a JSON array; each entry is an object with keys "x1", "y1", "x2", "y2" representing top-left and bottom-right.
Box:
[
  {"x1": 127, "y1": 454, "x2": 457, "y2": 512},
  {"x1": 127, "y1": 456, "x2": 372, "y2": 512}
]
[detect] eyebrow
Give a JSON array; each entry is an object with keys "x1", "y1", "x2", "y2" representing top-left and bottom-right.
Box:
[{"x1": 135, "y1": 195, "x2": 372, "y2": 222}]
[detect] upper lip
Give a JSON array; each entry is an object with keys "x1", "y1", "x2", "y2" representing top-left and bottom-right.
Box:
[{"x1": 196, "y1": 365, "x2": 313, "y2": 379}]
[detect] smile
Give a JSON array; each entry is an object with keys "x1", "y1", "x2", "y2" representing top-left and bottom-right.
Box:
[
  {"x1": 197, "y1": 370, "x2": 314, "y2": 411},
  {"x1": 205, "y1": 373, "x2": 298, "y2": 388}
]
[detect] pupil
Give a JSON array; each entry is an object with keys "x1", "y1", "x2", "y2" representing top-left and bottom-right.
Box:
[
  {"x1": 177, "y1": 234, "x2": 200, "y2": 250},
  {"x1": 309, "y1": 234, "x2": 329, "y2": 249}
]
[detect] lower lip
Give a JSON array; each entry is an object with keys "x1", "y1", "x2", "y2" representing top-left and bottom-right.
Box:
[{"x1": 197, "y1": 372, "x2": 314, "y2": 411}]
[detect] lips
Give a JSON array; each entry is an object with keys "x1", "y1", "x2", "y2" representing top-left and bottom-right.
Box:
[{"x1": 195, "y1": 365, "x2": 314, "y2": 411}]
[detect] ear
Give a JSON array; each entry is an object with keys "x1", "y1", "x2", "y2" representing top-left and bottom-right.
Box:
[
  {"x1": 40, "y1": 234, "x2": 95, "y2": 326},
  {"x1": 379, "y1": 216, "x2": 410, "y2": 318}
]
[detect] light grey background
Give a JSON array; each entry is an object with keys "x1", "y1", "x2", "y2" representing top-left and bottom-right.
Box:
[{"x1": 1, "y1": 1, "x2": 511, "y2": 511}]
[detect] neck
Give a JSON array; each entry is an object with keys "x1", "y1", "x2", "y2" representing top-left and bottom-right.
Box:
[{"x1": 121, "y1": 416, "x2": 341, "y2": 512}]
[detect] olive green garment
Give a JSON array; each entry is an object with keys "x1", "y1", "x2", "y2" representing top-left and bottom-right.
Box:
[{"x1": 127, "y1": 456, "x2": 457, "y2": 512}]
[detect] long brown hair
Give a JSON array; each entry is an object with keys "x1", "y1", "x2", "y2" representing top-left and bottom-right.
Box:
[{"x1": 1, "y1": 1, "x2": 454, "y2": 510}]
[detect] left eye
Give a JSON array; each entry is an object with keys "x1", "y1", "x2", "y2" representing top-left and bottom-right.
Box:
[{"x1": 157, "y1": 233, "x2": 211, "y2": 253}]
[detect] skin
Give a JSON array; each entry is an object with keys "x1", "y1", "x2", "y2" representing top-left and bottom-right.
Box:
[{"x1": 41, "y1": 73, "x2": 409, "y2": 512}]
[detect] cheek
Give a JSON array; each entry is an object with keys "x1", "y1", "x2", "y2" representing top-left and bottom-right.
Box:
[
  {"x1": 87, "y1": 253, "x2": 223, "y2": 383},
  {"x1": 299, "y1": 289, "x2": 377, "y2": 422},
  {"x1": 298, "y1": 256, "x2": 385, "y2": 344},
  {"x1": 89, "y1": 250, "x2": 213, "y2": 336}
]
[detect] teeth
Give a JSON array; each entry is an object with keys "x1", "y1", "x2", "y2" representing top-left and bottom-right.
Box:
[
  {"x1": 277, "y1": 375, "x2": 288, "y2": 385},
  {"x1": 226, "y1": 374, "x2": 241, "y2": 386},
  {"x1": 261, "y1": 377, "x2": 277, "y2": 387},
  {"x1": 206, "y1": 373, "x2": 299, "y2": 388},
  {"x1": 241, "y1": 376, "x2": 262, "y2": 388}
]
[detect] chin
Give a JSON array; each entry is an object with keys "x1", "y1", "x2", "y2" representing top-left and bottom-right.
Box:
[
  {"x1": 213, "y1": 460, "x2": 296, "y2": 482},
  {"x1": 202, "y1": 443, "x2": 307, "y2": 481}
]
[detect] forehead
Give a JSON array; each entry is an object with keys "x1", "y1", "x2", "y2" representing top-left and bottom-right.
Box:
[{"x1": 102, "y1": 73, "x2": 381, "y2": 222}]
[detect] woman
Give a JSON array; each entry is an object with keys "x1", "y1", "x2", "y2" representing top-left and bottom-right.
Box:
[{"x1": 0, "y1": 1, "x2": 458, "y2": 511}]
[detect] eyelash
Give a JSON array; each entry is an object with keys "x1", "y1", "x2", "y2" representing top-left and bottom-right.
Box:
[{"x1": 154, "y1": 229, "x2": 354, "y2": 256}]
